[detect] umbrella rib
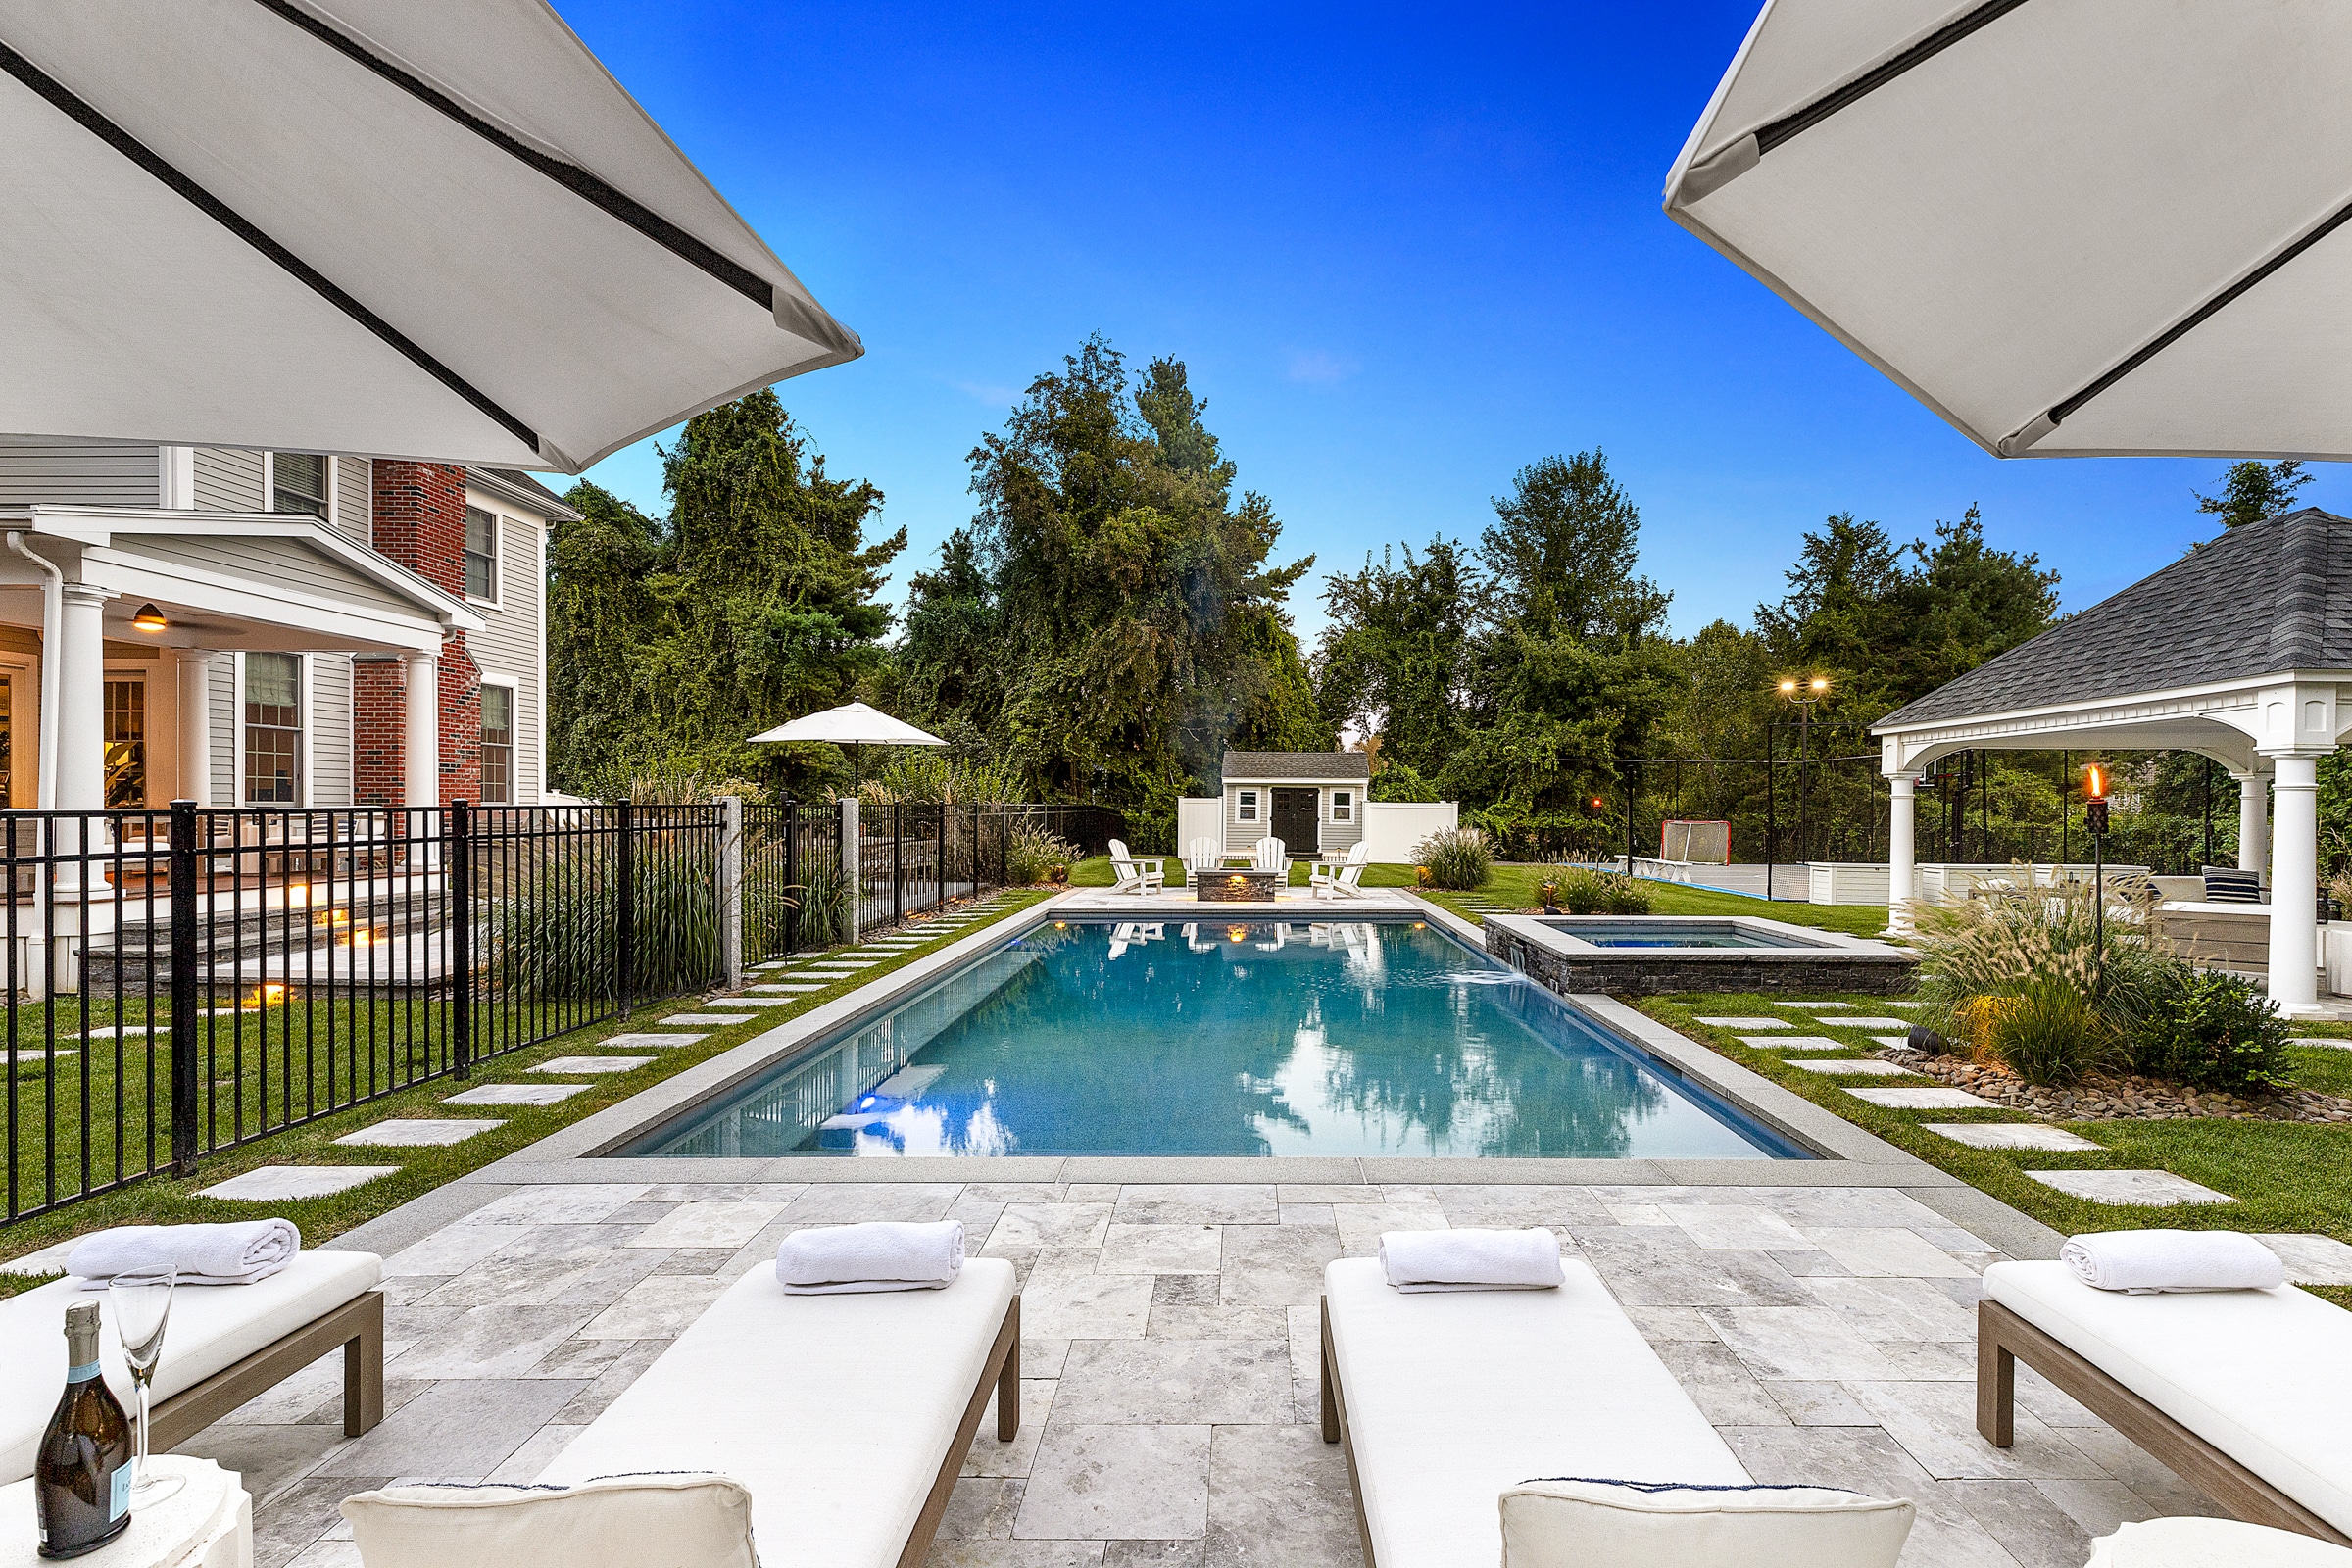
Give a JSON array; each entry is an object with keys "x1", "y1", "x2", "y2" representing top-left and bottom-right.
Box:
[
  {"x1": 248, "y1": 0, "x2": 776, "y2": 318},
  {"x1": 1754, "y1": 0, "x2": 2034, "y2": 156},
  {"x1": 0, "y1": 35, "x2": 540, "y2": 460}
]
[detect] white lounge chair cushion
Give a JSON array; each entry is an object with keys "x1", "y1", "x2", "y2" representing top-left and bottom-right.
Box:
[
  {"x1": 1323, "y1": 1255, "x2": 1745, "y2": 1568},
  {"x1": 1498, "y1": 1478, "x2": 1913, "y2": 1568},
  {"x1": 2085, "y1": 1516, "x2": 2352, "y2": 1566},
  {"x1": 341, "y1": 1474, "x2": 757, "y2": 1568},
  {"x1": 1984, "y1": 1259, "x2": 2352, "y2": 1536},
  {"x1": 544, "y1": 1256, "x2": 1016, "y2": 1568},
  {"x1": 0, "y1": 1248, "x2": 383, "y2": 1484}
]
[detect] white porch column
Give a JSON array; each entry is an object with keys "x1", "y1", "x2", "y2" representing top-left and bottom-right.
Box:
[
  {"x1": 1886, "y1": 773, "x2": 1917, "y2": 935},
  {"x1": 402, "y1": 652, "x2": 438, "y2": 808},
  {"x1": 175, "y1": 650, "x2": 212, "y2": 806},
  {"x1": 2267, "y1": 754, "x2": 2322, "y2": 1016},
  {"x1": 54, "y1": 584, "x2": 110, "y2": 811},
  {"x1": 2232, "y1": 768, "x2": 2271, "y2": 880}
]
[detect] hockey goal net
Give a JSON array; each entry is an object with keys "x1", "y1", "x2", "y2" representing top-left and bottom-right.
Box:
[{"x1": 1658, "y1": 819, "x2": 1731, "y2": 865}]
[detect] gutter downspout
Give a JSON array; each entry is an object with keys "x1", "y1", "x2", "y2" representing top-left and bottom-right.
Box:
[{"x1": 7, "y1": 532, "x2": 62, "y2": 808}]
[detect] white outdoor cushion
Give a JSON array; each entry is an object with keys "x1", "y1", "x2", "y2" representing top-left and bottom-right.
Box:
[
  {"x1": 342, "y1": 1474, "x2": 757, "y2": 1568},
  {"x1": 1323, "y1": 1255, "x2": 1746, "y2": 1568},
  {"x1": 1498, "y1": 1478, "x2": 1913, "y2": 1568},
  {"x1": 0, "y1": 1248, "x2": 383, "y2": 1484},
  {"x1": 544, "y1": 1256, "x2": 1016, "y2": 1568},
  {"x1": 1984, "y1": 1260, "x2": 2352, "y2": 1536},
  {"x1": 2086, "y1": 1516, "x2": 2352, "y2": 1567}
]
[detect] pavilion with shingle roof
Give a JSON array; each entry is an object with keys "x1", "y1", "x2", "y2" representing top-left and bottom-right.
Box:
[{"x1": 1873, "y1": 507, "x2": 2352, "y2": 1014}]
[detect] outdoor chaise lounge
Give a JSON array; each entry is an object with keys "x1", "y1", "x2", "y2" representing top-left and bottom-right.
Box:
[
  {"x1": 1320, "y1": 1255, "x2": 1911, "y2": 1566},
  {"x1": 1979, "y1": 1260, "x2": 2352, "y2": 1544},
  {"x1": 542, "y1": 1257, "x2": 1020, "y2": 1568},
  {"x1": 1310, "y1": 842, "x2": 1372, "y2": 900},
  {"x1": 1106, "y1": 838, "x2": 1165, "y2": 895},
  {"x1": 0, "y1": 1249, "x2": 384, "y2": 1483}
]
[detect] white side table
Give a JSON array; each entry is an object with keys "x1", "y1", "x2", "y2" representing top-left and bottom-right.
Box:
[{"x1": 0, "y1": 1457, "x2": 249, "y2": 1568}]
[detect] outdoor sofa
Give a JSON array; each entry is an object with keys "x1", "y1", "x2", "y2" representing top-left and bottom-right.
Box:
[
  {"x1": 0, "y1": 1249, "x2": 384, "y2": 1483},
  {"x1": 1979, "y1": 1259, "x2": 2352, "y2": 1544},
  {"x1": 542, "y1": 1257, "x2": 1020, "y2": 1568}
]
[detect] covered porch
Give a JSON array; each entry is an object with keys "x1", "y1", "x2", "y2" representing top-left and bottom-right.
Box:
[{"x1": 1876, "y1": 509, "x2": 2352, "y2": 1016}]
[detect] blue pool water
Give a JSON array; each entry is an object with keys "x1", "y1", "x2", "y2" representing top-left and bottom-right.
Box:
[{"x1": 624, "y1": 919, "x2": 1803, "y2": 1159}]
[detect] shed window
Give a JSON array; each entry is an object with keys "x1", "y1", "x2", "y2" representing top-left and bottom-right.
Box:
[
  {"x1": 1237, "y1": 789, "x2": 1258, "y2": 822},
  {"x1": 1332, "y1": 790, "x2": 1353, "y2": 822},
  {"x1": 465, "y1": 507, "x2": 499, "y2": 600}
]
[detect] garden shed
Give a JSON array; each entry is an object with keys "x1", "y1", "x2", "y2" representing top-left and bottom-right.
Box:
[
  {"x1": 1211, "y1": 750, "x2": 1369, "y2": 859},
  {"x1": 1874, "y1": 508, "x2": 2352, "y2": 1016}
]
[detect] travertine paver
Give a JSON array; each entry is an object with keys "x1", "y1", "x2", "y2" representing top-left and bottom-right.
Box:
[
  {"x1": 171, "y1": 1178, "x2": 2230, "y2": 1568},
  {"x1": 334, "y1": 1120, "x2": 501, "y2": 1148},
  {"x1": 526, "y1": 1056, "x2": 653, "y2": 1075},
  {"x1": 2026, "y1": 1170, "x2": 2234, "y2": 1206},
  {"x1": 599, "y1": 1033, "x2": 709, "y2": 1049},
  {"x1": 1848, "y1": 1087, "x2": 2000, "y2": 1109},
  {"x1": 2257, "y1": 1233, "x2": 2352, "y2": 1285},
  {"x1": 1738, "y1": 1036, "x2": 1851, "y2": 1053},
  {"x1": 1697, "y1": 1016, "x2": 1790, "y2": 1029},
  {"x1": 749, "y1": 984, "x2": 824, "y2": 995},
  {"x1": 1788, "y1": 1059, "x2": 1920, "y2": 1077},
  {"x1": 445, "y1": 1083, "x2": 590, "y2": 1106},
  {"x1": 660, "y1": 1014, "x2": 750, "y2": 1026},
  {"x1": 1822, "y1": 1017, "x2": 1913, "y2": 1031},
  {"x1": 195, "y1": 1165, "x2": 396, "y2": 1201},
  {"x1": 701, "y1": 996, "x2": 792, "y2": 1006},
  {"x1": 1924, "y1": 1123, "x2": 2103, "y2": 1152}
]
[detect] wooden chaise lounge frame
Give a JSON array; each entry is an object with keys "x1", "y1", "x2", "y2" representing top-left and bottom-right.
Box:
[
  {"x1": 147, "y1": 1290, "x2": 386, "y2": 1451},
  {"x1": 901, "y1": 1294, "x2": 1021, "y2": 1568},
  {"x1": 1317, "y1": 1298, "x2": 1379, "y2": 1567},
  {"x1": 1977, "y1": 1299, "x2": 2352, "y2": 1546}
]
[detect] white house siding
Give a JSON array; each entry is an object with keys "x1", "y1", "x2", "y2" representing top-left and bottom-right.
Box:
[
  {"x1": 465, "y1": 503, "x2": 545, "y2": 803},
  {"x1": 193, "y1": 448, "x2": 265, "y2": 512},
  {"x1": 208, "y1": 653, "x2": 237, "y2": 805},
  {"x1": 107, "y1": 535, "x2": 423, "y2": 621},
  {"x1": 333, "y1": 458, "x2": 371, "y2": 545},
  {"x1": 307, "y1": 654, "x2": 354, "y2": 805},
  {"x1": 1221, "y1": 782, "x2": 1366, "y2": 857},
  {"x1": 0, "y1": 439, "x2": 161, "y2": 507}
]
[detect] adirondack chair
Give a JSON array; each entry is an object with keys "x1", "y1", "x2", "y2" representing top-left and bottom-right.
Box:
[
  {"x1": 1310, "y1": 842, "x2": 1372, "y2": 900},
  {"x1": 1106, "y1": 838, "x2": 1164, "y2": 895}
]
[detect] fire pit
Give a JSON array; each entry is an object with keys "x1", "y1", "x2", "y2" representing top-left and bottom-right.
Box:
[{"x1": 1196, "y1": 868, "x2": 1280, "y2": 903}]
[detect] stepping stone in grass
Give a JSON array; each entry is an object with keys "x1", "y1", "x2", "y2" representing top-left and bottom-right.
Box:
[
  {"x1": 1870, "y1": 1035, "x2": 1913, "y2": 1050},
  {"x1": 1924, "y1": 1122, "x2": 2103, "y2": 1152},
  {"x1": 1788, "y1": 1058, "x2": 1918, "y2": 1077},
  {"x1": 4, "y1": 1050, "x2": 79, "y2": 1062},
  {"x1": 78, "y1": 1026, "x2": 158, "y2": 1038},
  {"x1": 1736, "y1": 1036, "x2": 1849, "y2": 1053},
  {"x1": 2027, "y1": 1169, "x2": 2233, "y2": 1206},
  {"x1": 1788, "y1": 1001, "x2": 1854, "y2": 1009},
  {"x1": 0, "y1": 1240, "x2": 77, "y2": 1276},
  {"x1": 1848, "y1": 1086, "x2": 1999, "y2": 1109},
  {"x1": 662, "y1": 1013, "x2": 749, "y2": 1026},
  {"x1": 703, "y1": 997, "x2": 791, "y2": 1007},
  {"x1": 808, "y1": 960, "x2": 878, "y2": 970},
  {"x1": 446, "y1": 1082, "x2": 590, "y2": 1105},
  {"x1": 198, "y1": 1165, "x2": 396, "y2": 1200},
  {"x1": 1822, "y1": 1016, "x2": 1912, "y2": 1031},
  {"x1": 334, "y1": 1119, "x2": 501, "y2": 1148},
  {"x1": 750, "y1": 984, "x2": 824, "y2": 995},
  {"x1": 1698, "y1": 1016, "x2": 1790, "y2": 1029},
  {"x1": 528, "y1": 1056, "x2": 654, "y2": 1075},
  {"x1": 2257, "y1": 1234, "x2": 2352, "y2": 1286},
  {"x1": 601, "y1": 1032, "x2": 708, "y2": 1049},
  {"x1": 2288, "y1": 1037, "x2": 2352, "y2": 1051}
]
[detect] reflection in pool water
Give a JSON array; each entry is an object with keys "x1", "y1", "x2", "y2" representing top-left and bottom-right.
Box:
[{"x1": 625, "y1": 919, "x2": 1800, "y2": 1160}]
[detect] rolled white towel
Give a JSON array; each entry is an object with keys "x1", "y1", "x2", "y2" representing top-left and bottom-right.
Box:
[
  {"x1": 1378, "y1": 1227, "x2": 1565, "y2": 1293},
  {"x1": 69, "y1": 1219, "x2": 300, "y2": 1288},
  {"x1": 2061, "y1": 1230, "x2": 2285, "y2": 1294},
  {"x1": 776, "y1": 1220, "x2": 965, "y2": 1295}
]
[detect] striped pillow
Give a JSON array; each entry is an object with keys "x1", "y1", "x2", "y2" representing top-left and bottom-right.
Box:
[{"x1": 2201, "y1": 867, "x2": 2264, "y2": 905}]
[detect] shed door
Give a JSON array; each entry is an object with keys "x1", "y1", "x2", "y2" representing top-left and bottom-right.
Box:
[{"x1": 1270, "y1": 788, "x2": 1320, "y2": 856}]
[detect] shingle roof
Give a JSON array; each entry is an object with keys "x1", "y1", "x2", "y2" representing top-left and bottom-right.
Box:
[
  {"x1": 1878, "y1": 508, "x2": 2352, "y2": 729},
  {"x1": 1221, "y1": 750, "x2": 1371, "y2": 780}
]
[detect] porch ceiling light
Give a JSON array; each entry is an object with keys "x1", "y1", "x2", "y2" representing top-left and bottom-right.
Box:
[{"x1": 130, "y1": 603, "x2": 167, "y2": 632}]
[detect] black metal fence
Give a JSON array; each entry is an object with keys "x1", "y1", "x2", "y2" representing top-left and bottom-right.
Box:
[{"x1": 743, "y1": 800, "x2": 842, "y2": 962}]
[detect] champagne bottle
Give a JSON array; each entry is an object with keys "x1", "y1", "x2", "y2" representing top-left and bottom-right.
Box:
[{"x1": 34, "y1": 1300, "x2": 132, "y2": 1559}]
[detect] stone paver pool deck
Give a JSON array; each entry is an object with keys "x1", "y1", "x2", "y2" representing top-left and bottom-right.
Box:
[{"x1": 179, "y1": 1173, "x2": 2225, "y2": 1568}]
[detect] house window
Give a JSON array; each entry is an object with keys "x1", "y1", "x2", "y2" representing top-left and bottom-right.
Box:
[
  {"x1": 1332, "y1": 789, "x2": 1353, "y2": 823},
  {"x1": 480, "y1": 684, "x2": 514, "y2": 804},
  {"x1": 244, "y1": 653, "x2": 302, "y2": 803},
  {"x1": 104, "y1": 678, "x2": 146, "y2": 808},
  {"x1": 272, "y1": 453, "x2": 328, "y2": 517},
  {"x1": 465, "y1": 507, "x2": 499, "y2": 600},
  {"x1": 1237, "y1": 789, "x2": 1258, "y2": 822}
]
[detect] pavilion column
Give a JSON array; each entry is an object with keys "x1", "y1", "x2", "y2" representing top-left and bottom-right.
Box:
[
  {"x1": 2231, "y1": 768, "x2": 2271, "y2": 881},
  {"x1": 2266, "y1": 753, "x2": 2322, "y2": 1016},
  {"x1": 175, "y1": 650, "x2": 212, "y2": 807},
  {"x1": 402, "y1": 652, "x2": 438, "y2": 808},
  {"x1": 1886, "y1": 773, "x2": 1917, "y2": 935},
  {"x1": 53, "y1": 584, "x2": 111, "y2": 813}
]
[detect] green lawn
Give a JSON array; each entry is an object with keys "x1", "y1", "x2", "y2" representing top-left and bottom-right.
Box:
[
  {"x1": 0, "y1": 890, "x2": 1051, "y2": 1289},
  {"x1": 1642, "y1": 991, "x2": 2352, "y2": 1303}
]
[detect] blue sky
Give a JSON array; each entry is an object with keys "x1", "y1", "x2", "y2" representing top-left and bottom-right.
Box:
[{"x1": 566, "y1": 1, "x2": 2351, "y2": 644}]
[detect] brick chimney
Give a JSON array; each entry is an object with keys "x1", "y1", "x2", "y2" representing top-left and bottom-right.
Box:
[{"x1": 363, "y1": 461, "x2": 481, "y2": 805}]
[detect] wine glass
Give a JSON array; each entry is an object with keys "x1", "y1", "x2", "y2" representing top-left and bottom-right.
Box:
[{"x1": 108, "y1": 1270, "x2": 182, "y2": 1504}]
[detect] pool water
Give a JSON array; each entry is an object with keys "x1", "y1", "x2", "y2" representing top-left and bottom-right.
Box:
[
  {"x1": 625, "y1": 919, "x2": 1801, "y2": 1160},
  {"x1": 1543, "y1": 919, "x2": 1822, "y2": 950}
]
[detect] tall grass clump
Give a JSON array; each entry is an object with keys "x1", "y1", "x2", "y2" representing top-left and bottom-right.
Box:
[
  {"x1": 1545, "y1": 864, "x2": 1651, "y2": 914},
  {"x1": 1414, "y1": 827, "x2": 1492, "y2": 891},
  {"x1": 1005, "y1": 825, "x2": 1081, "y2": 886}
]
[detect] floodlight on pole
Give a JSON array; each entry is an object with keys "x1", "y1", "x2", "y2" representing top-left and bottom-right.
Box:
[{"x1": 1779, "y1": 674, "x2": 1829, "y2": 863}]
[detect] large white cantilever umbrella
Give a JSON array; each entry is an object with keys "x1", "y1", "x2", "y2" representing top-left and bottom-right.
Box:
[
  {"x1": 1665, "y1": 2, "x2": 2352, "y2": 460},
  {"x1": 0, "y1": 0, "x2": 858, "y2": 472},
  {"x1": 748, "y1": 703, "x2": 946, "y2": 792}
]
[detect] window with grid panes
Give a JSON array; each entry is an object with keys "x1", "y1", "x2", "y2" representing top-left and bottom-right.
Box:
[
  {"x1": 465, "y1": 507, "x2": 498, "y2": 600},
  {"x1": 244, "y1": 653, "x2": 302, "y2": 803},
  {"x1": 480, "y1": 684, "x2": 514, "y2": 803},
  {"x1": 272, "y1": 453, "x2": 328, "y2": 517},
  {"x1": 104, "y1": 678, "x2": 146, "y2": 808}
]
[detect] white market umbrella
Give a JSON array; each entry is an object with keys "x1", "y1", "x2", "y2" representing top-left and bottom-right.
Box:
[
  {"x1": 748, "y1": 702, "x2": 946, "y2": 790},
  {"x1": 1666, "y1": 2, "x2": 2352, "y2": 460},
  {"x1": 0, "y1": 0, "x2": 858, "y2": 472}
]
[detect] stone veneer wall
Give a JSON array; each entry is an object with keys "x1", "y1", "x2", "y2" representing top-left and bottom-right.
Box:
[{"x1": 1485, "y1": 926, "x2": 1917, "y2": 998}]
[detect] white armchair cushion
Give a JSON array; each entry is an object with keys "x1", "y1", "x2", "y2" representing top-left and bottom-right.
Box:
[
  {"x1": 342, "y1": 1474, "x2": 758, "y2": 1568},
  {"x1": 1498, "y1": 1478, "x2": 1914, "y2": 1568}
]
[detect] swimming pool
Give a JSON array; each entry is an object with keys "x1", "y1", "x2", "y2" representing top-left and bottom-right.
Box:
[{"x1": 622, "y1": 918, "x2": 1803, "y2": 1160}]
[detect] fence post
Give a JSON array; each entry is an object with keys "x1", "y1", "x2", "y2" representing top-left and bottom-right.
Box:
[
  {"x1": 892, "y1": 802, "x2": 904, "y2": 926},
  {"x1": 719, "y1": 795, "x2": 744, "y2": 990},
  {"x1": 616, "y1": 800, "x2": 636, "y2": 1018},
  {"x1": 169, "y1": 800, "x2": 200, "y2": 1177},
  {"x1": 450, "y1": 800, "x2": 472, "y2": 1081},
  {"x1": 839, "y1": 797, "x2": 859, "y2": 944},
  {"x1": 782, "y1": 796, "x2": 800, "y2": 955}
]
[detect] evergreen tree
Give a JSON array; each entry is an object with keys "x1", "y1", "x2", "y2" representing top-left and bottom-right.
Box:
[{"x1": 2194, "y1": 459, "x2": 2311, "y2": 531}]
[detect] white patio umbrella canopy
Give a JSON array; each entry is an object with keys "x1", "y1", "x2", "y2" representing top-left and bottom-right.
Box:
[
  {"x1": 1666, "y1": 1, "x2": 2352, "y2": 460},
  {"x1": 0, "y1": 0, "x2": 858, "y2": 472},
  {"x1": 748, "y1": 704, "x2": 947, "y2": 750}
]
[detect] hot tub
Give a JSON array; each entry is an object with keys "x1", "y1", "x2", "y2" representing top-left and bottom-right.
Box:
[{"x1": 1484, "y1": 913, "x2": 1914, "y2": 997}]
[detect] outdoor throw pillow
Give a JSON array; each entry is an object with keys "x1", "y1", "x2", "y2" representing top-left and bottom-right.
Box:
[
  {"x1": 2202, "y1": 867, "x2": 2265, "y2": 904},
  {"x1": 341, "y1": 1473, "x2": 758, "y2": 1568},
  {"x1": 1499, "y1": 1478, "x2": 1914, "y2": 1568}
]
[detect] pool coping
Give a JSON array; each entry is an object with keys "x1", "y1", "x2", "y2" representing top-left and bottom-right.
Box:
[{"x1": 461, "y1": 889, "x2": 1960, "y2": 1197}]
